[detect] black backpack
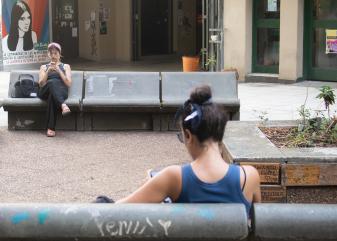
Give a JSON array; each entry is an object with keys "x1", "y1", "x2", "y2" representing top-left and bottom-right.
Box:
[{"x1": 13, "y1": 74, "x2": 39, "y2": 98}]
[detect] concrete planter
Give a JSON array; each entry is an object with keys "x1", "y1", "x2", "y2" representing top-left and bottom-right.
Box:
[{"x1": 223, "y1": 121, "x2": 337, "y2": 204}]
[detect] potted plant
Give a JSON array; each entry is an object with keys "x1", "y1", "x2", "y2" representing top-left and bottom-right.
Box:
[{"x1": 182, "y1": 55, "x2": 200, "y2": 72}]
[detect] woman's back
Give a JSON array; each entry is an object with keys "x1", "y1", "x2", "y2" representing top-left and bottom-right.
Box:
[
  {"x1": 175, "y1": 163, "x2": 251, "y2": 214},
  {"x1": 115, "y1": 85, "x2": 261, "y2": 209}
]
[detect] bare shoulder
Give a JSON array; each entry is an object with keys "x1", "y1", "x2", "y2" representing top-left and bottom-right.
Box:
[
  {"x1": 161, "y1": 165, "x2": 181, "y2": 177},
  {"x1": 64, "y1": 64, "x2": 71, "y2": 70},
  {"x1": 242, "y1": 165, "x2": 260, "y2": 182}
]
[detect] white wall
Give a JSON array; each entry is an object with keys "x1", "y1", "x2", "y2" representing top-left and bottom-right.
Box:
[
  {"x1": 223, "y1": 0, "x2": 252, "y2": 80},
  {"x1": 279, "y1": 0, "x2": 304, "y2": 81},
  {"x1": 78, "y1": 0, "x2": 132, "y2": 62}
]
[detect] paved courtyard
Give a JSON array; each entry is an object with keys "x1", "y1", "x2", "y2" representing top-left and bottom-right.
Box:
[
  {"x1": 0, "y1": 130, "x2": 189, "y2": 202},
  {"x1": 0, "y1": 71, "x2": 336, "y2": 202}
]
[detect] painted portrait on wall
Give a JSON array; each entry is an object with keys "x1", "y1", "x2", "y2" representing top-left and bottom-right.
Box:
[{"x1": 1, "y1": 0, "x2": 49, "y2": 65}]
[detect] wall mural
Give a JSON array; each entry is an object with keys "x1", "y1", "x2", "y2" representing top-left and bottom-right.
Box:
[{"x1": 1, "y1": 0, "x2": 49, "y2": 65}]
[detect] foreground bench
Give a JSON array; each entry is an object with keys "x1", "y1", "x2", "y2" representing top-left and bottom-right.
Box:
[
  {"x1": 161, "y1": 72, "x2": 240, "y2": 130},
  {"x1": 0, "y1": 204, "x2": 335, "y2": 241},
  {"x1": 2, "y1": 70, "x2": 84, "y2": 130}
]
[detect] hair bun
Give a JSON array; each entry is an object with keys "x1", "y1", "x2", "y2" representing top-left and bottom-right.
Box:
[{"x1": 190, "y1": 85, "x2": 212, "y2": 105}]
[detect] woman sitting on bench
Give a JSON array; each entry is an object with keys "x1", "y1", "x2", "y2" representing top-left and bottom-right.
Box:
[
  {"x1": 115, "y1": 85, "x2": 261, "y2": 216},
  {"x1": 38, "y1": 42, "x2": 72, "y2": 137}
]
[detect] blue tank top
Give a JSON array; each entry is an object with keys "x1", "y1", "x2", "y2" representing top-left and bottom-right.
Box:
[
  {"x1": 175, "y1": 164, "x2": 252, "y2": 216},
  {"x1": 45, "y1": 63, "x2": 66, "y2": 82}
]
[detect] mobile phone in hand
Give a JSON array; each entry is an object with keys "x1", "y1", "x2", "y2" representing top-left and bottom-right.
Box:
[{"x1": 149, "y1": 169, "x2": 159, "y2": 178}]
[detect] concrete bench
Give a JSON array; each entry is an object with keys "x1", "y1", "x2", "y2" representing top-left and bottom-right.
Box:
[
  {"x1": 2, "y1": 70, "x2": 84, "y2": 130},
  {"x1": 0, "y1": 204, "x2": 248, "y2": 241},
  {"x1": 82, "y1": 72, "x2": 161, "y2": 131},
  {"x1": 161, "y1": 72, "x2": 240, "y2": 130},
  {"x1": 0, "y1": 203, "x2": 336, "y2": 241},
  {"x1": 253, "y1": 204, "x2": 337, "y2": 241}
]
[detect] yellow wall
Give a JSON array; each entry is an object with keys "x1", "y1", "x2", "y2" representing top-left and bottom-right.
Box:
[
  {"x1": 223, "y1": 0, "x2": 252, "y2": 80},
  {"x1": 279, "y1": 0, "x2": 304, "y2": 81},
  {"x1": 114, "y1": 0, "x2": 132, "y2": 61},
  {"x1": 78, "y1": 0, "x2": 100, "y2": 61},
  {"x1": 78, "y1": 0, "x2": 132, "y2": 62}
]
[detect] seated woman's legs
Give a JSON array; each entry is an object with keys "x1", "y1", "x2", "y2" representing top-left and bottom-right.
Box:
[
  {"x1": 49, "y1": 80, "x2": 68, "y2": 108},
  {"x1": 42, "y1": 80, "x2": 69, "y2": 135},
  {"x1": 46, "y1": 93, "x2": 57, "y2": 131}
]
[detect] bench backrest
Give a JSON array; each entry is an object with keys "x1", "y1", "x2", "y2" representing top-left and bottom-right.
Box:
[
  {"x1": 8, "y1": 70, "x2": 83, "y2": 100},
  {"x1": 0, "y1": 203, "x2": 336, "y2": 241},
  {"x1": 84, "y1": 72, "x2": 160, "y2": 101},
  {"x1": 161, "y1": 72, "x2": 238, "y2": 106},
  {"x1": 253, "y1": 204, "x2": 337, "y2": 241},
  {"x1": 0, "y1": 204, "x2": 248, "y2": 241}
]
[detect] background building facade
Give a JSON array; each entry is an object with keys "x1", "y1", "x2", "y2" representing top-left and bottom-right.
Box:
[{"x1": 1, "y1": 0, "x2": 336, "y2": 83}]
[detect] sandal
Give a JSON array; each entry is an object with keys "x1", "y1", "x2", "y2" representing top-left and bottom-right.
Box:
[
  {"x1": 47, "y1": 129, "x2": 56, "y2": 137},
  {"x1": 61, "y1": 104, "x2": 71, "y2": 116}
]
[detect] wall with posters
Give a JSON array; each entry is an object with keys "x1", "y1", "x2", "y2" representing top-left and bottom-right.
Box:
[
  {"x1": 78, "y1": 0, "x2": 132, "y2": 62},
  {"x1": 1, "y1": 0, "x2": 49, "y2": 65}
]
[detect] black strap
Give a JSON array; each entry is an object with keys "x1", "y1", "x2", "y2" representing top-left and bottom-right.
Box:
[{"x1": 241, "y1": 166, "x2": 247, "y2": 191}]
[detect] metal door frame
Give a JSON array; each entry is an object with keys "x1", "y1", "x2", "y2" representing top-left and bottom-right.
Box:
[{"x1": 202, "y1": 0, "x2": 224, "y2": 71}]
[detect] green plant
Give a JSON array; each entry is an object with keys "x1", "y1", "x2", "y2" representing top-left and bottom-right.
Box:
[
  {"x1": 316, "y1": 85, "x2": 336, "y2": 120},
  {"x1": 253, "y1": 110, "x2": 269, "y2": 126},
  {"x1": 205, "y1": 55, "x2": 217, "y2": 69}
]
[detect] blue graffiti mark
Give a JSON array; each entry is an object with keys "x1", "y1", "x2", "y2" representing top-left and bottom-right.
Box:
[
  {"x1": 12, "y1": 213, "x2": 29, "y2": 224},
  {"x1": 198, "y1": 209, "x2": 215, "y2": 221},
  {"x1": 38, "y1": 210, "x2": 49, "y2": 225}
]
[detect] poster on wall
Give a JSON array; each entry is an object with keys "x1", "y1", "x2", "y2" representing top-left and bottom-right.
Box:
[
  {"x1": 326, "y1": 29, "x2": 337, "y2": 54},
  {"x1": 1, "y1": 0, "x2": 49, "y2": 65},
  {"x1": 267, "y1": 0, "x2": 278, "y2": 12}
]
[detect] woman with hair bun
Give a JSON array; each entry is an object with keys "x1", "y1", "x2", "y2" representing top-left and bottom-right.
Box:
[
  {"x1": 2, "y1": 0, "x2": 37, "y2": 52},
  {"x1": 115, "y1": 85, "x2": 261, "y2": 217}
]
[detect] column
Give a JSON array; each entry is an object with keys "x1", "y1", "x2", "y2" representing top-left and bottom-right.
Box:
[
  {"x1": 223, "y1": 0, "x2": 252, "y2": 80},
  {"x1": 279, "y1": 0, "x2": 304, "y2": 82}
]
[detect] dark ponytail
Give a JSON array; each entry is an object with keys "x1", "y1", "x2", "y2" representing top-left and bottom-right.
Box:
[{"x1": 176, "y1": 85, "x2": 228, "y2": 143}]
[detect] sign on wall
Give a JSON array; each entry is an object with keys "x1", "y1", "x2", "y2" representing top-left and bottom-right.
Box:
[
  {"x1": 1, "y1": 0, "x2": 50, "y2": 65},
  {"x1": 326, "y1": 29, "x2": 337, "y2": 54},
  {"x1": 267, "y1": 0, "x2": 278, "y2": 12}
]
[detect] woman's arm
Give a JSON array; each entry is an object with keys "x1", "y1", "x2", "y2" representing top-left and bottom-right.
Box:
[
  {"x1": 57, "y1": 64, "x2": 72, "y2": 88},
  {"x1": 38, "y1": 65, "x2": 49, "y2": 87},
  {"x1": 116, "y1": 165, "x2": 181, "y2": 203}
]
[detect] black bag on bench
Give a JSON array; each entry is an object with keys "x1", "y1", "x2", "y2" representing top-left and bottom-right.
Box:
[{"x1": 13, "y1": 74, "x2": 39, "y2": 98}]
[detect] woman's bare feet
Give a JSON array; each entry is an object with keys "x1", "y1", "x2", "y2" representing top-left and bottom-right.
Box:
[
  {"x1": 61, "y1": 103, "x2": 71, "y2": 116},
  {"x1": 47, "y1": 129, "x2": 56, "y2": 137}
]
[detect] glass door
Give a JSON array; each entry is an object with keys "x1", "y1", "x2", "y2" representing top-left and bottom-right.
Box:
[
  {"x1": 304, "y1": 0, "x2": 337, "y2": 81},
  {"x1": 252, "y1": 0, "x2": 280, "y2": 73}
]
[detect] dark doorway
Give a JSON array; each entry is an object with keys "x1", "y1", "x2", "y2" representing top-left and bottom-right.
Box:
[
  {"x1": 52, "y1": 0, "x2": 79, "y2": 60},
  {"x1": 140, "y1": 0, "x2": 171, "y2": 56},
  {"x1": 252, "y1": 0, "x2": 280, "y2": 74}
]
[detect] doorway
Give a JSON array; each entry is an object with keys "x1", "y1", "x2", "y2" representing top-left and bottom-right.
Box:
[
  {"x1": 134, "y1": 0, "x2": 172, "y2": 58},
  {"x1": 304, "y1": 0, "x2": 337, "y2": 81},
  {"x1": 252, "y1": 0, "x2": 280, "y2": 74},
  {"x1": 52, "y1": 0, "x2": 79, "y2": 60}
]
